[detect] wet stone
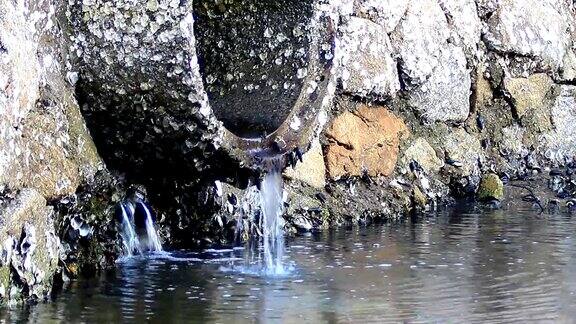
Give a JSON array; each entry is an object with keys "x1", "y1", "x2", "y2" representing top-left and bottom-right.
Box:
[{"x1": 478, "y1": 173, "x2": 504, "y2": 201}]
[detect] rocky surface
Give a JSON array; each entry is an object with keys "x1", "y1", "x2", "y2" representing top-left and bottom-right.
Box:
[
  {"x1": 324, "y1": 103, "x2": 409, "y2": 180},
  {"x1": 338, "y1": 17, "x2": 399, "y2": 98},
  {"x1": 478, "y1": 173, "x2": 504, "y2": 201},
  {"x1": 3, "y1": 0, "x2": 576, "y2": 306},
  {"x1": 0, "y1": 189, "x2": 59, "y2": 304},
  {"x1": 0, "y1": 0, "x2": 102, "y2": 198},
  {"x1": 484, "y1": 0, "x2": 574, "y2": 71},
  {"x1": 0, "y1": 0, "x2": 115, "y2": 305}
]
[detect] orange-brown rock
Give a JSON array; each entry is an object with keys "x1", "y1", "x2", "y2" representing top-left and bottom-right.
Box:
[{"x1": 325, "y1": 105, "x2": 409, "y2": 179}]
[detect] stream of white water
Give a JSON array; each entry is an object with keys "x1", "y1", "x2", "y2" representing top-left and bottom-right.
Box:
[
  {"x1": 119, "y1": 202, "x2": 141, "y2": 256},
  {"x1": 139, "y1": 202, "x2": 163, "y2": 252},
  {"x1": 118, "y1": 201, "x2": 162, "y2": 255},
  {"x1": 259, "y1": 156, "x2": 287, "y2": 276}
]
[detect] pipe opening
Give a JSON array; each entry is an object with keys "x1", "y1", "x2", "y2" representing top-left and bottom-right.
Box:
[{"x1": 194, "y1": 0, "x2": 321, "y2": 139}]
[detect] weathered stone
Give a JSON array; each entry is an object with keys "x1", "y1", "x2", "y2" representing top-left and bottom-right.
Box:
[
  {"x1": 504, "y1": 73, "x2": 554, "y2": 132},
  {"x1": 504, "y1": 73, "x2": 553, "y2": 117},
  {"x1": 475, "y1": 0, "x2": 500, "y2": 17},
  {"x1": 438, "y1": 0, "x2": 482, "y2": 56},
  {"x1": 444, "y1": 128, "x2": 483, "y2": 176},
  {"x1": 284, "y1": 139, "x2": 326, "y2": 189},
  {"x1": 0, "y1": 0, "x2": 102, "y2": 199},
  {"x1": 354, "y1": 0, "x2": 409, "y2": 33},
  {"x1": 474, "y1": 74, "x2": 494, "y2": 111},
  {"x1": 325, "y1": 104, "x2": 409, "y2": 180},
  {"x1": 408, "y1": 44, "x2": 471, "y2": 122},
  {"x1": 559, "y1": 50, "x2": 576, "y2": 82},
  {"x1": 0, "y1": 189, "x2": 60, "y2": 303},
  {"x1": 339, "y1": 17, "x2": 400, "y2": 98},
  {"x1": 401, "y1": 138, "x2": 444, "y2": 173},
  {"x1": 412, "y1": 186, "x2": 428, "y2": 208},
  {"x1": 484, "y1": 0, "x2": 573, "y2": 70},
  {"x1": 500, "y1": 124, "x2": 526, "y2": 156},
  {"x1": 478, "y1": 173, "x2": 504, "y2": 201},
  {"x1": 540, "y1": 85, "x2": 576, "y2": 163},
  {"x1": 390, "y1": 0, "x2": 451, "y2": 85}
]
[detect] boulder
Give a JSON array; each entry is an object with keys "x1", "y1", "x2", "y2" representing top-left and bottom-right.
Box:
[
  {"x1": 408, "y1": 44, "x2": 472, "y2": 122},
  {"x1": 390, "y1": 0, "x2": 451, "y2": 85},
  {"x1": 438, "y1": 0, "x2": 482, "y2": 56},
  {"x1": 0, "y1": 0, "x2": 102, "y2": 199},
  {"x1": 401, "y1": 138, "x2": 444, "y2": 173},
  {"x1": 504, "y1": 74, "x2": 553, "y2": 118},
  {"x1": 325, "y1": 104, "x2": 409, "y2": 180},
  {"x1": 443, "y1": 128, "x2": 483, "y2": 176},
  {"x1": 339, "y1": 17, "x2": 400, "y2": 98},
  {"x1": 484, "y1": 0, "x2": 573, "y2": 70},
  {"x1": 540, "y1": 85, "x2": 576, "y2": 163}
]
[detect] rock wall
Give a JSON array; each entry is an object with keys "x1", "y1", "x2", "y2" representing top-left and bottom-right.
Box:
[
  {"x1": 0, "y1": 0, "x2": 114, "y2": 304},
  {"x1": 278, "y1": 0, "x2": 576, "y2": 226},
  {"x1": 2, "y1": 0, "x2": 576, "y2": 304}
]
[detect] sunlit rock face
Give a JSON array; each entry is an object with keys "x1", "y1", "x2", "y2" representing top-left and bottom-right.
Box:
[
  {"x1": 0, "y1": 0, "x2": 101, "y2": 199},
  {"x1": 0, "y1": 0, "x2": 104, "y2": 305},
  {"x1": 338, "y1": 17, "x2": 399, "y2": 99},
  {"x1": 484, "y1": 0, "x2": 574, "y2": 70}
]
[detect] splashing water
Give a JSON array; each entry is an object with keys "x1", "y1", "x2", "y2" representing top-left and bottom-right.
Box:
[
  {"x1": 119, "y1": 202, "x2": 141, "y2": 256},
  {"x1": 259, "y1": 156, "x2": 287, "y2": 276},
  {"x1": 117, "y1": 200, "x2": 162, "y2": 256},
  {"x1": 138, "y1": 202, "x2": 163, "y2": 252}
]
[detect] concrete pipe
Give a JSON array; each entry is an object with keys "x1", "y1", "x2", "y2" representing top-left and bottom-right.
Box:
[{"x1": 69, "y1": 0, "x2": 337, "y2": 177}]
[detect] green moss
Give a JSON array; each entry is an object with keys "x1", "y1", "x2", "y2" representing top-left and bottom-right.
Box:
[
  {"x1": 412, "y1": 186, "x2": 427, "y2": 208},
  {"x1": 478, "y1": 173, "x2": 504, "y2": 201}
]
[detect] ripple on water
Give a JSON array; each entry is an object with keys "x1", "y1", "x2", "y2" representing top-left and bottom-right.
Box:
[{"x1": 4, "y1": 207, "x2": 576, "y2": 322}]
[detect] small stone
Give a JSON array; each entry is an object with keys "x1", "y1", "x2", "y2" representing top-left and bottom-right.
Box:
[
  {"x1": 478, "y1": 173, "x2": 504, "y2": 201},
  {"x1": 443, "y1": 128, "x2": 483, "y2": 176},
  {"x1": 412, "y1": 186, "x2": 427, "y2": 208},
  {"x1": 146, "y1": 0, "x2": 159, "y2": 12}
]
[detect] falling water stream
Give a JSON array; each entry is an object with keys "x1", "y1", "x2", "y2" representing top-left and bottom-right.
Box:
[
  {"x1": 259, "y1": 156, "x2": 287, "y2": 276},
  {"x1": 139, "y1": 202, "x2": 163, "y2": 252},
  {"x1": 119, "y1": 202, "x2": 141, "y2": 256},
  {"x1": 118, "y1": 200, "x2": 162, "y2": 256}
]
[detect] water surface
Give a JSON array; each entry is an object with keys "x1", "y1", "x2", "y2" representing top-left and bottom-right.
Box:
[{"x1": 4, "y1": 205, "x2": 576, "y2": 323}]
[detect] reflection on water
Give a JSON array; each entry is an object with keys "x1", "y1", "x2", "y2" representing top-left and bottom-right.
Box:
[{"x1": 4, "y1": 205, "x2": 576, "y2": 322}]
